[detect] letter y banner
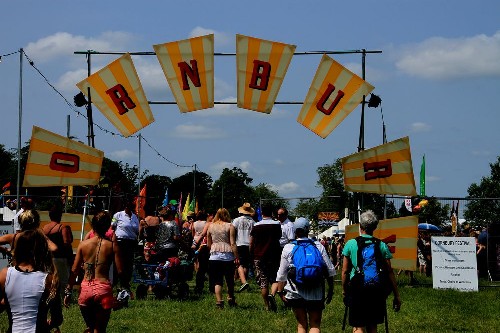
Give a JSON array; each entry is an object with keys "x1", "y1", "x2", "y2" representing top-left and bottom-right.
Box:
[{"x1": 76, "y1": 53, "x2": 154, "y2": 137}]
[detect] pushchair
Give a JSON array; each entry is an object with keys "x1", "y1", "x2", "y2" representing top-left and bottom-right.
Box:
[{"x1": 133, "y1": 247, "x2": 194, "y2": 300}]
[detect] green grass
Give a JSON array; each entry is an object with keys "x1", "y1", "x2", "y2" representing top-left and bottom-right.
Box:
[{"x1": 1, "y1": 273, "x2": 499, "y2": 333}]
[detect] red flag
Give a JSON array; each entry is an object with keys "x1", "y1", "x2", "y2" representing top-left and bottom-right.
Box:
[
  {"x1": 135, "y1": 184, "x2": 147, "y2": 219},
  {"x1": 2, "y1": 182, "x2": 11, "y2": 192}
]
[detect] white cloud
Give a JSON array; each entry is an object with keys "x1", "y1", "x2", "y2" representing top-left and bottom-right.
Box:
[
  {"x1": 56, "y1": 69, "x2": 88, "y2": 92},
  {"x1": 189, "y1": 26, "x2": 231, "y2": 48},
  {"x1": 268, "y1": 182, "x2": 300, "y2": 195},
  {"x1": 25, "y1": 31, "x2": 136, "y2": 63},
  {"x1": 395, "y1": 31, "x2": 500, "y2": 79},
  {"x1": 108, "y1": 149, "x2": 136, "y2": 160},
  {"x1": 410, "y1": 122, "x2": 431, "y2": 133},
  {"x1": 211, "y1": 161, "x2": 252, "y2": 173},
  {"x1": 170, "y1": 124, "x2": 226, "y2": 139},
  {"x1": 344, "y1": 62, "x2": 386, "y2": 82},
  {"x1": 471, "y1": 150, "x2": 491, "y2": 156},
  {"x1": 134, "y1": 56, "x2": 171, "y2": 96}
]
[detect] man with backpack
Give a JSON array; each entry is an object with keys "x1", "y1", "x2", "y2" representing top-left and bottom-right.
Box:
[
  {"x1": 276, "y1": 217, "x2": 335, "y2": 332},
  {"x1": 341, "y1": 210, "x2": 401, "y2": 333}
]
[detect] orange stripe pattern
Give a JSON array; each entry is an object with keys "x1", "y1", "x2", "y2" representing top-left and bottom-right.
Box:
[
  {"x1": 236, "y1": 34, "x2": 296, "y2": 113},
  {"x1": 297, "y1": 55, "x2": 374, "y2": 138},
  {"x1": 153, "y1": 34, "x2": 214, "y2": 113},
  {"x1": 23, "y1": 127, "x2": 104, "y2": 187},
  {"x1": 345, "y1": 216, "x2": 419, "y2": 271},
  {"x1": 76, "y1": 53, "x2": 154, "y2": 137},
  {"x1": 40, "y1": 211, "x2": 93, "y2": 252},
  {"x1": 342, "y1": 137, "x2": 417, "y2": 196}
]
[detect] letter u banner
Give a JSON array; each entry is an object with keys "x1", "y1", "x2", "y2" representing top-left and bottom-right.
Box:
[
  {"x1": 76, "y1": 53, "x2": 154, "y2": 137},
  {"x1": 297, "y1": 55, "x2": 374, "y2": 138},
  {"x1": 153, "y1": 34, "x2": 214, "y2": 113},
  {"x1": 23, "y1": 126, "x2": 104, "y2": 187},
  {"x1": 345, "y1": 216, "x2": 418, "y2": 271},
  {"x1": 236, "y1": 34, "x2": 296, "y2": 113},
  {"x1": 342, "y1": 137, "x2": 417, "y2": 196}
]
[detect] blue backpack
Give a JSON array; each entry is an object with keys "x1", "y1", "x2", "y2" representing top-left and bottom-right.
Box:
[{"x1": 289, "y1": 239, "x2": 325, "y2": 287}]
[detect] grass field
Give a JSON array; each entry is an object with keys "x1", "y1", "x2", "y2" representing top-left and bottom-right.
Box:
[{"x1": 1, "y1": 274, "x2": 498, "y2": 333}]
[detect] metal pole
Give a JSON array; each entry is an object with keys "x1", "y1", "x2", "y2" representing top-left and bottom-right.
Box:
[
  {"x1": 65, "y1": 115, "x2": 71, "y2": 213},
  {"x1": 16, "y1": 48, "x2": 23, "y2": 215},
  {"x1": 86, "y1": 51, "x2": 95, "y2": 148},
  {"x1": 356, "y1": 50, "x2": 367, "y2": 217},
  {"x1": 138, "y1": 133, "x2": 142, "y2": 196},
  {"x1": 193, "y1": 164, "x2": 196, "y2": 201}
]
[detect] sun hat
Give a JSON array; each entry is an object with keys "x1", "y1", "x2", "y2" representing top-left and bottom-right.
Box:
[
  {"x1": 238, "y1": 202, "x2": 255, "y2": 215},
  {"x1": 294, "y1": 217, "x2": 310, "y2": 231}
]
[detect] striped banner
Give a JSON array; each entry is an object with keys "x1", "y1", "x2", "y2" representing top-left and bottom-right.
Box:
[
  {"x1": 297, "y1": 54, "x2": 374, "y2": 138},
  {"x1": 342, "y1": 137, "x2": 417, "y2": 196},
  {"x1": 76, "y1": 53, "x2": 154, "y2": 137},
  {"x1": 153, "y1": 34, "x2": 214, "y2": 113},
  {"x1": 23, "y1": 126, "x2": 104, "y2": 187},
  {"x1": 40, "y1": 211, "x2": 93, "y2": 252},
  {"x1": 345, "y1": 216, "x2": 418, "y2": 271},
  {"x1": 236, "y1": 34, "x2": 296, "y2": 113}
]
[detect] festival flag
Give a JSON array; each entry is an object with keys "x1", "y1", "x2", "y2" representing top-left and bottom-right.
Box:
[
  {"x1": 341, "y1": 137, "x2": 417, "y2": 196},
  {"x1": 23, "y1": 126, "x2": 104, "y2": 187},
  {"x1": 2, "y1": 182, "x2": 11, "y2": 192},
  {"x1": 345, "y1": 216, "x2": 418, "y2": 271},
  {"x1": 420, "y1": 155, "x2": 426, "y2": 196},
  {"x1": 451, "y1": 200, "x2": 459, "y2": 234},
  {"x1": 76, "y1": 53, "x2": 154, "y2": 137},
  {"x1": 154, "y1": 34, "x2": 214, "y2": 113},
  {"x1": 297, "y1": 54, "x2": 374, "y2": 138},
  {"x1": 189, "y1": 197, "x2": 196, "y2": 212},
  {"x1": 182, "y1": 193, "x2": 191, "y2": 220},
  {"x1": 236, "y1": 34, "x2": 296, "y2": 113},
  {"x1": 162, "y1": 189, "x2": 169, "y2": 207},
  {"x1": 135, "y1": 184, "x2": 147, "y2": 219},
  {"x1": 255, "y1": 205, "x2": 262, "y2": 221}
]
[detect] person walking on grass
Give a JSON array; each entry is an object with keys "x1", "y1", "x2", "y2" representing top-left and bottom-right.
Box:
[
  {"x1": 276, "y1": 217, "x2": 335, "y2": 333},
  {"x1": 250, "y1": 204, "x2": 282, "y2": 311},
  {"x1": 342, "y1": 210, "x2": 401, "y2": 333},
  {"x1": 207, "y1": 208, "x2": 239, "y2": 308},
  {"x1": 64, "y1": 211, "x2": 125, "y2": 333},
  {"x1": 232, "y1": 202, "x2": 255, "y2": 293}
]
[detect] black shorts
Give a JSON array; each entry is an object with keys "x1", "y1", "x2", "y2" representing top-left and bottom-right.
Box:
[
  {"x1": 209, "y1": 260, "x2": 235, "y2": 287},
  {"x1": 348, "y1": 288, "x2": 387, "y2": 327},
  {"x1": 286, "y1": 297, "x2": 325, "y2": 311},
  {"x1": 237, "y1": 246, "x2": 250, "y2": 267}
]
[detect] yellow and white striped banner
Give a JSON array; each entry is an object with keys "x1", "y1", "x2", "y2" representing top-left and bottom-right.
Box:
[
  {"x1": 76, "y1": 53, "x2": 154, "y2": 137},
  {"x1": 154, "y1": 34, "x2": 214, "y2": 113},
  {"x1": 297, "y1": 55, "x2": 374, "y2": 138},
  {"x1": 345, "y1": 216, "x2": 418, "y2": 271},
  {"x1": 40, "y1": 211, "x2": 93, "y2": 252},
  {"x1": 23, "y1": 126, "x2": 104, "y2": 187},
  {"x1": 342, "y1": 137, "x2": 417, "y2": 196},
  {"x1": 236, "y1": 34, "x2": 296, "y2": 113}
]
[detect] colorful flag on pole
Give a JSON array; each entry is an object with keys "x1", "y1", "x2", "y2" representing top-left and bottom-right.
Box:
[
  {"x1": 135, "y1": 184, "x2": 147, "y2": 219},
  {"x1": 182, "y1": 193, "x2": 191, "y2": 221},
  {"x1": 154, "y1": 34, "x2": 214, "y2": 113},
  {"x1": 297, "y1": 54, "x2": 374, "y2": 138},
  {"x1": 420, "y1": 155, "x2": 426, "y2": 196},
  {"x1": 255, "y1": 205, "x2": 262, "y2": 221},
  {"x1": 2, "y1": 182, "x2": 11, "y2": 192},
  {"x1": 162, "y1": 189, "x2": 169, "y2": 207},
  {"x1": 189, "y1": 197, "x2": 196, "y2": 212},
  {"x1": 23, "y1": 126, "x2": 104, "y2": 187},
  {"x1": 76, "y1": 53, "x2": 154, "y2": 137},
  {"x1": 236, "y1": 34, "x2": 296, "y2": 114},
  {"x1": 341, "y1": 137, "x2": 417, "y2": 196}
]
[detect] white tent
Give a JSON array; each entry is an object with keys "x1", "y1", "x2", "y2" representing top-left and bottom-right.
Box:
[{"x1": 318, "y1": 224, "x2": 345, "y2": 238}]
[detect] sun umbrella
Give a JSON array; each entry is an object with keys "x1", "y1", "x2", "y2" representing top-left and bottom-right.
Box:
[{"x1": 418, "y1": 223, "x2": 442, "y2": 232}]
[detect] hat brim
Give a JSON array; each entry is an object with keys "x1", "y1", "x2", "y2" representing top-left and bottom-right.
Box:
[{"x1": 238, "y1": 207, "x2": 255, "y2": 215}]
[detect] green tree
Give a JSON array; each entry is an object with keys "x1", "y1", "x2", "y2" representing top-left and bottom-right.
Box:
[
  {"x1": 464, "y1": 156, "x2": 500, "y2": 227},
  {"x1": 418, "y1": 197, "x2": 450, "y2": 227},
  {"x1": 169, "y1": 170, "x2": 213, "y2": 210},
  {"x1": 207, "y1": 167, "x2": 253, "y2": 217},
  {"x1": 252, "y1": 183, "x2": 289, "y2": 214},
  {"x1": 141, "y1": 174, "x2": 172, "y2": 213}
]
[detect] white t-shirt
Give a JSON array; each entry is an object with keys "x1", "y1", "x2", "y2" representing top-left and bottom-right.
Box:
[{"x1": 232, "y1": 215, "x2": 254, "y2": 247}]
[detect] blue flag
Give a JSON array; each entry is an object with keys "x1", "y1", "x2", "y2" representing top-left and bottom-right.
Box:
[
  {"x1": 162, "y1": 189, "x2": 168, "y2": 207},
  {"x1": 256, "y1": 205, "x2": 262, "y2": 221}
]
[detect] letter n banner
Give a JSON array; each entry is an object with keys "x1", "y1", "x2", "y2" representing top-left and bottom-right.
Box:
[
  {"x1": 154, "y1": 34, "x2": 215, "y2": 113},
  {"x1": 341, "y1": 137, "x2": 417, "y2": 196},
  {"x1": 23, "y1": 126, "x2": 104, "y2": 187},
  {"x1": 236, "y1": 34, "x2": 296, "y2": 113},
  {"x1": 297, "y1": 55, "x2": 374, "y2": 138},
  {"x1": 76, "y1": 53, "x2": 154, "y2": 137}
]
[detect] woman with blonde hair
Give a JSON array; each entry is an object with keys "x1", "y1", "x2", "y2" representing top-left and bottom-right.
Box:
[
  {"x1": 207, "y1": 208, "x2": 239, "y2": 308},
  {"x1": 0, "y1": 229, "x2": 63, "y2": 332}
]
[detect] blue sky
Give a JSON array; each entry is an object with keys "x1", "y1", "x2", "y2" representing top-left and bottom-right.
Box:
[{"x1": 1, "y1": 1, "x2": 499, "y2": 200}]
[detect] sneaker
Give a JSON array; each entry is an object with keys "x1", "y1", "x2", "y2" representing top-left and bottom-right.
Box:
[
  {"x1": 267, "y1": 294, "x2": 277, "y2": 312},
  {"x1": 238, "y1": 282, "x2": 249, "y2": 293},
  {"x1": 227, "y1": 297, "x2": 237, "y2": 307}
]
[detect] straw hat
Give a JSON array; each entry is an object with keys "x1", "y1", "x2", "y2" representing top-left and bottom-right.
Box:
[{"x1": 238, "y1": 202, "x2": 255, "y2": 215}]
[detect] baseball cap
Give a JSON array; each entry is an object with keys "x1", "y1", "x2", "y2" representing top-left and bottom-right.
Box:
[{"x1": 294, "y1": 217, "x2": 310, "y2": 231}]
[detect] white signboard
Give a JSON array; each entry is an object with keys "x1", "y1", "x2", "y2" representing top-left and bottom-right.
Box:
[{"x1": 431, "y1": 236, "x2": 478, "y2": 292}]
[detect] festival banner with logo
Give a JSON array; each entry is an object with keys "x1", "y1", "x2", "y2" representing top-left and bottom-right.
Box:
[
  {"x1": 154, "y1": 34, "x2": 214, "y2": 113},
  {"x1": 40, "y1": 211, "x2": 93, "y2": 252},
  {"x1": 23, "y1": 126, "x2": 104, "y2": 187},
  {"x1": 341, "y1": 137, "x2": 417, "y2": 196},
  {"x1": 297, "y1": 54, "x2": 374, "y2": 138},
  {"x1": 236, "y1": 34, "x2": 296, "y2": 113},
  {"x1": 76, "y1": 53, "x2": 154, "y2": 137},
  {"x1": 345, "y1": 216, "x2": 418, "y2": 271}
]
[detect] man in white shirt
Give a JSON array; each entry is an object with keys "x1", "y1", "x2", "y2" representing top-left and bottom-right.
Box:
[
  {"x1": 232, "y1": 202, "x2": 255, "y2": 292},
  {"x1": 277, "y1": 208, "x2": 294, "y2": 248}
]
